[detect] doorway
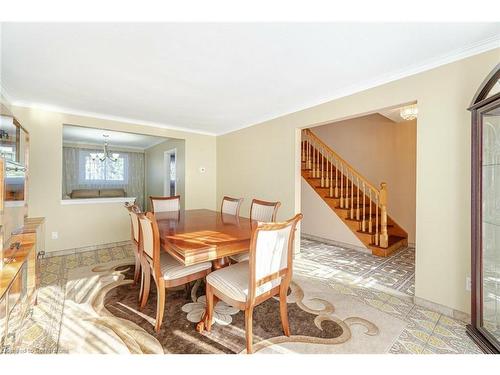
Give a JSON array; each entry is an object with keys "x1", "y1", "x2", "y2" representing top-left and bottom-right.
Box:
[{"x1": 164, "y1": 148, "x2": 177, "y2": 197}]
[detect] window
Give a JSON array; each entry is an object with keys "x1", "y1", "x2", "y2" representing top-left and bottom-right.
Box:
[{"x1": 78, "y1": 150, "x2": 128, "y2": 184}]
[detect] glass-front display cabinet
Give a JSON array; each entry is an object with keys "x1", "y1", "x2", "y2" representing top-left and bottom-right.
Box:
[{"x1": 468, "y1": 63, "x2": 500, "y2": 353}]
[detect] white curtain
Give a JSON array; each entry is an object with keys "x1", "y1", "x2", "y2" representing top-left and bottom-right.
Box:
[{"x1": 63, "y1": 146, "x2": 145, "y2": 209}]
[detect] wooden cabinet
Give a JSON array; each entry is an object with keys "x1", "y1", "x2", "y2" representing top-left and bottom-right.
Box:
[
  {"x1": 467, "y1": 63, "x2": 500, "y2": 353},
  {"x1": 0, "y1": 110, "x2": 44, "y2": 353},
  {"x1": 0, "y1": 218, "x2": 45, "y2": 352}
]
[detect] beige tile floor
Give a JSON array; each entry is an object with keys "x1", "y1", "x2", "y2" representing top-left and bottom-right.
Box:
[{"x1": 2, "y1": 240, "x2": 483, "y2": 354}]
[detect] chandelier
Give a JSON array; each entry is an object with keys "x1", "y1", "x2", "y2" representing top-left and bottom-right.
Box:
[
  {"x1": 90, "y1": 135, "x2": 120, "y2": 162},
  {"x1": 400, "y1": 104, "x2": 418, "y2": 121}
]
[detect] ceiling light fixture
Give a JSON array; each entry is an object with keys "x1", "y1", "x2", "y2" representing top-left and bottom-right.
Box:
[
  {"x1": 400, "y1": 105, "x2": 418, "y2": 121},
  {"x1": 90, "y1": 134, "x2": 120, "y2": 162}
]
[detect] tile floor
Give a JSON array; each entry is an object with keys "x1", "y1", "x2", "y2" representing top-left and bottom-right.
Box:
[
  {"x1": 2, "y1": 240, "x2": 483, "y2": 354},
  {"x1": 296, "y1": 238, "x2": 482, "y2": 354},
  {"x1": 299, "y1": 238, "x2": 415, "y2": 295}
]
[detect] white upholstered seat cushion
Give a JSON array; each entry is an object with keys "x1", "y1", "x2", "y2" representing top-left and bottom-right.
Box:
[
  {"x1": 229, "y1": 252, "x2": 249, "y2": 263},
  {"x1": 159, "y1": 252, "x2": 211, "y2": 281},
  {"x1": 206, "y1": 261, "x2": 280, "y2": 302}
]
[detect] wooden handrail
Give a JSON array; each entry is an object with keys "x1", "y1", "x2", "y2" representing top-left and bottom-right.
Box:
[{"x1": 303, "y1": 129, "x2": 379, "y2": 193}]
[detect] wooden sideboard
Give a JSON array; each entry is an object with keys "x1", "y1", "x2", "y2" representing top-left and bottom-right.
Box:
[{"x1": 0, "y1": 217, "x2": 45, "y2": 352}]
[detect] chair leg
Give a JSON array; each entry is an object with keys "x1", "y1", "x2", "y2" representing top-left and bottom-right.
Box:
[
  {"x1": 133, "y1": 254, "x2": 141, "y2": 286},
  {"x1": 155, "y1": 279, "x2": 166, "y2": 333},
  {"x1": 140, "y1": 267, "x2": 151, "y2": 310},
  {"x1": 206, "y1": 284, "x2": 214, "y2": 332},
  {"x1": 245, "y1": 307, "x2": 254, "y2": 354},
  {"x1": 138, "y1": 269, "x2": 144, "y2": 303},
  {"x1": 279, "y1": 284, "x2": 291, "y2": 336}
]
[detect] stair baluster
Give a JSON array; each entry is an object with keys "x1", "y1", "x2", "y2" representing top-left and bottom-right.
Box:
[
  {"x1": 316, "y1": 145, "x2": 320, "y2": 179},
  {"x1": 314, "y1": 144, "x2": 318, "y2": 178},
  {"x1": 311, "y1": 142, "x2": 314, "y2": 177},
  {"x1": 301, "y1": 139, "x2": 305, "y2": 163},
  {"x1": 362, "y1": 181, "x2": 366, "y2": 232},
  {"x1": 323, "y1": 150, "x2": 330, "y2": 188},
  {"x1": 356, "y1": 176, "x2": 360, "y2": 221},
  {"x1": 335, "y1": 159, "x2": 338, "y2": 198},
  {"x1": 368, "y1": 190, "x2": 373, "y2": 234},
  {"x1": 320, "y1": 146, "x2": 324, "y2": 187},
  {"x1": 350, "y1": 171, "x2": 354, "y2": 219},
  {"x1": 307, "y1": 138, "x2": 311, "y2": 170},
  {"x1": 311, "y1": 142, "x2": 316, "y2": 177},
  {"x1": 329, "y1": 155, "x2": 333, "y2": 197},
  {"x1": 340, "y1": 163, "x2": 344, "y2": 208}
]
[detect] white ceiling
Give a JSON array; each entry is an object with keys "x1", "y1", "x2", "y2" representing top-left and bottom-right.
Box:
[
  {"x1": 62, "y1": 125, "x2": 167, "y2": 149},
  {"x1": 1, "y1": 23, "x2": 499, "y2": 135}
]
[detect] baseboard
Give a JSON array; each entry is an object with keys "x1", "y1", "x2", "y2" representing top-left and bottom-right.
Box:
[
  {"x1": 414, "y1": 296, "x2": 470, "y2": 324},
  {"x1": 42, "y1": 240, "x2": 132, "y2": 258},
  {"x1": 301, "y1": 233, "x2": 371, "y2": 254}
]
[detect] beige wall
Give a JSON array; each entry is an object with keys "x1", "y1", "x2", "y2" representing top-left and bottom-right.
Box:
[
  {"x1": 145, "y1": 138, "x2": 186, "y2": 210},
  {"x1": 301, "y1": 179, "x2": 365, "y2": 248},
  {"x1": 217, "y1": 48, "x2": 500, "y2": 313},
  {"x1": 310, "y1": 114, "x2": 417, "y2": 244},
  {"x1": 11, "y1": 106, "x2": 217, "y2": 253}
]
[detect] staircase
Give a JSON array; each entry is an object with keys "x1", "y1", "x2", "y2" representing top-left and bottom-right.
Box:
[{"x1": 301, "y1": 129, "x2": 408, "y2": 257}]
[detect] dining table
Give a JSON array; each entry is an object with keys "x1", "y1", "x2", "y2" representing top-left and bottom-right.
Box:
[{"x1": 154, "y1": 208, "x2": 255, "y2": 331}]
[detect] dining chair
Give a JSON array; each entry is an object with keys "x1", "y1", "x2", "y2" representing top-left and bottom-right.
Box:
[
  {"x1": 124, "y1": 203, "x2": 142, "y2": 286},
  {"x1": 230, "y1": 199, "x2": 281, "y2": 263},
  {"x1": 221, "y1": 196, "x2": 243, "y2": 216},
  {"x1": 205, "y1": 213, "x2": 303, "y2": 354},
  {"x1": 138, "y1": 212, "x2": 212, "y2": 332},
  {"x1": 150, "y1": 195, "x2": 181, "y2": 213}
]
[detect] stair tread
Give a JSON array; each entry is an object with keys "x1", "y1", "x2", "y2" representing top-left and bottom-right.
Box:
[
  {"x1": 344, "y1": 213, "x2": 378, "y2": 221},
  {"x1": 334, "y1": 204, "x2": 371, "y2": 209},
  {"x1": 356, "y1": 225, "x2": 394, "y2": 235},
  {"x1": 369, "y1": 235, "x2": 406, "y2": 248}
]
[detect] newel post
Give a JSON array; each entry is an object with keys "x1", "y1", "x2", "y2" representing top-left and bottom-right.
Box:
[{"x1": 379, "y1": 182, "x2": 389, "y2": 248}]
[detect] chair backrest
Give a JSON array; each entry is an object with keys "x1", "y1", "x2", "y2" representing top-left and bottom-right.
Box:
[
  {"x1": 125, "y1": 203, "x2": 141, "y2": 245},
  {"x1": 248, "y1": 213, "x2": 303, "y2": 302},
  {"x1": 221, "y1": 196, "x2": 243, "y2": 216},
  {"x1": 250, "y1": 199, "x2": 281, "y2": 223},
  {"x1": 138, "y1": 212, "x2": 161, "y2": 271},
  {"x1": 150, "y1": 195, "x2": 180, "y2": 213}
]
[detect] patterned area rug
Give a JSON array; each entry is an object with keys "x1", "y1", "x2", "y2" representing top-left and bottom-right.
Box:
[
  {"x1": 53, "y1": 259, "x2": 407, "y2": 354},
  {"x1": 3, "y1": 243, "x2": 482, "y2": 354}
]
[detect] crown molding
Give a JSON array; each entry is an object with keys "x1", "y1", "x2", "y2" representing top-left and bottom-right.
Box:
[
  {"x1": 8, "y1": 100, "x2": 217, "y2": 136},
  {"x1": 219, "y1": 35, "x2": 500, "y2": 136}
]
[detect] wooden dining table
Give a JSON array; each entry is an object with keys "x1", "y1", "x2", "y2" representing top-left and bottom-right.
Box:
[{"x1": 155, "y1": 209, "x2": 255, "y2": 331}]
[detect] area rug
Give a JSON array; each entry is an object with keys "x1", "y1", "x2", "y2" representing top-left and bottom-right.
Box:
[{"x1": 56, "y1": 259, "x2": 407, "y2": 354}]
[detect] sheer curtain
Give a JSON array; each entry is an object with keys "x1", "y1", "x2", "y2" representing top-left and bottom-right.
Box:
[{"x1": 63, "y1": 146, "x2": 145, "y2": 209}]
